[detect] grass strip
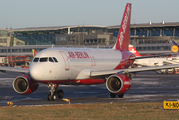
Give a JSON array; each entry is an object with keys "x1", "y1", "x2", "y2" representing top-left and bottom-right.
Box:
[{"x1": 1, "y1": 102, "x2": 179, "y2": 120}]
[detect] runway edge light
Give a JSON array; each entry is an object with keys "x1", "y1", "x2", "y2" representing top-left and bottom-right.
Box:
[
  {"x1": 7, "y1": 101, "x2": 13, "y2": 107},
  {"x1": 62, "y1": 98, "x2": 70, "y2": 105}
]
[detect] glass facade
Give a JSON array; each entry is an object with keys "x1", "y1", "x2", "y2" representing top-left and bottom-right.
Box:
[
  {"x1": 136, "y1": 30, "x2": 147, "y2": 37},
  {"x1": 112, "y1": 25, "x2": 179, "y2": 52},
  {"x1": 0, "y1": 29, "x2": 9, "y2": 36},
  {"x1": 70, "y1": 27, "x2": 107, "y2": 34},
  {"x1": 14, "y1": 30, "x2": 65, "y2": 45},
  {"x1": 149, "y1": 29, "x2": 160, "y2": 36},
  {"x1": 136, "y1": 46, "x2": 170, "y2": 51},
  {"x1": 13, "y1": 26, "x2": 108, "y2": 45},
  {"x1": 112, "y1": 26, "x2": 179, "y2": 41},
  {"x1": 162, "y1": 28, "x2": 173, "y2": 36},
  {"x1": 175, "y1": 28, "x2": 179, "y2": 37},
  {"x1": 8, "y1": 23, "x2": 179, "y2": 52}
]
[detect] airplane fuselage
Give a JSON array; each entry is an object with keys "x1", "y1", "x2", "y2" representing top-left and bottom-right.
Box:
[{"x1": 30, "y1": 48, "x2": 135, "y2": 84}]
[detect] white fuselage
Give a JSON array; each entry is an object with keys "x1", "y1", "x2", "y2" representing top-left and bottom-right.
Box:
[{"x1": 29, "y1": 48, "x2": 124, "y2": 82}]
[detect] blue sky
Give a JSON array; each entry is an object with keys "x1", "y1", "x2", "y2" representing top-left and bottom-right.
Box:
[{"x1": 0, "y1": 0, "x2": 179, "y2": 29}]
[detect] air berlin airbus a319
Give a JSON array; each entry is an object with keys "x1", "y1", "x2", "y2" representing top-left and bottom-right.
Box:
[{"x1": 1, "y1": 3, "x2": 179, "y2": 100}]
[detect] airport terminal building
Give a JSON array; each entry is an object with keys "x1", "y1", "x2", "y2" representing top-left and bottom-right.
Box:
[{"x1": 1, "y1": 21, "x2": 179, "y2": 56}]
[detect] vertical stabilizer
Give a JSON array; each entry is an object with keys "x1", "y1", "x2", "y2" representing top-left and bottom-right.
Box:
[
  {"x1": 169, "y1": 40, "x2": 179, "y2": 53},
  {"x1": 32, "y1": 49, "x2": 37, "y2": 58},
  {"x1": 129, "y1": 45, "x2": 141, "y2": 57},
  {"x1": 114, "y1": 3, "x2": 131, "y2": 51}
]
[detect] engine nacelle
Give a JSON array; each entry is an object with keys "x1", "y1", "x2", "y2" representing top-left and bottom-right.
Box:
[
  {"x1": 13, "y1": 75, "x2": 39, "y2": 94},
  {"x1": 106, "y1": 74, "x2": 131, "y2": 94}
]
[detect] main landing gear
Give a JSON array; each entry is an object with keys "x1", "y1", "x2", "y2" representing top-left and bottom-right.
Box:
[
  {"x1": 47, "y1": 84, "x2": 64, "y2": 101},
  {"x1": 110, "y1": 92, "x2": 124, "y2": 98}
]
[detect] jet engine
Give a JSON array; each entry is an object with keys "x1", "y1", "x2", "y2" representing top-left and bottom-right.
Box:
[
  {"x1": 13, "y1": 75, "x2": 39, "y2": 94},
  {"x1": 106, "y1": 74, "x2": 131, "y2": 94}
]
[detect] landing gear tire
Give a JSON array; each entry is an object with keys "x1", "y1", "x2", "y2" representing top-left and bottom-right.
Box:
[
  {"x1": 57, "y1": 89, "x2": 64, "y2": 99},
  {"x1": 48, "y1": 94, "x2": 51, "y2": 101},
  {"x1": 110, "y1": 92, "x2": 116, "y2": 98},
  {"x1": 53, "y1": 94, "x2": 57, "y2": 100},
  {"x1": 48, "y1": 93, "x2": 57, "y2": 101},
  {"x1": 118, "y1": 93, "x2": 124, "y2": 98},
  {"x1": 47, "y1": 84, "x2": 63, "y2": 101}
]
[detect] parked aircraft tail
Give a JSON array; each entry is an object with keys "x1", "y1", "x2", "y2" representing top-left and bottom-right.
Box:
[
  {"x1": 32, "y1": 49, "x2": 37, "y2": 58},
  {"x1": 169, "y1": 40, "x2": 179, "y2": 53},
  {"x1": 129, "y1": 45, "x2": 141, "y2": 57}
]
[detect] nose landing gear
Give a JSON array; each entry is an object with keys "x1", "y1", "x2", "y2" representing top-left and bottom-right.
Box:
[{"x1": 47, "y1": 84, "x2": 64, "y2": 101}]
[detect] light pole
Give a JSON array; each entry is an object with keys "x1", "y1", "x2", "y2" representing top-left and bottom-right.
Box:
[{"x1": 6, "y1": 27, "x2": 8, "y2": 66}]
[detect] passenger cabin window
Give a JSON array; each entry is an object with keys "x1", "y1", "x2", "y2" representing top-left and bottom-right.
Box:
[
  {"x1": 49, "y1": 57, "x2": 54, "y2": 62},
  {"x1": 40, "y1": 57, "x2": 48, "y2": 62},
  {"x1": 53, "y1": 57, "x2": 58, "y2": 62},
  {"x1": 33, "y1": 58, "x2": 39, "y2": 62}
]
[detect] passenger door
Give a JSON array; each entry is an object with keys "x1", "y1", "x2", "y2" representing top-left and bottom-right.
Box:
[{"x1": 59, "y1": 51, "x2": 70, "y2": 70}]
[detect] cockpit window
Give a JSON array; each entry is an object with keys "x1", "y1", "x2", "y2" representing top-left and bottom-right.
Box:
[
  {"x1": 33, "y1": 57, "x2": 39, "y2": 62},
  {"x1": 53, "y1": 57, "x2": 58, "y2": 62},
  {"x1": 33, "y1": 57, "x2": 57, "y2": 63},
  {"x1": 40, "y1": 57, "x2": 48, "y2": 62},
  {"x1": 49, "y1": 57, "x2": 54, "y2": 62}
]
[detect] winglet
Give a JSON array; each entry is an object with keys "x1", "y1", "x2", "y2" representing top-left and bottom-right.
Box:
[
  {"x1": 114, "y1": 3, "x2": 131, "y2": 51},
  {"x1": 129, "y1": 45, "x2": 141, "y2": 57},
  {"x1": 169, "y1": 40, "x2": 179, "y2": 53},
  {"x1": 32, "y1": 49, "x2": 37, "y2": 58}
]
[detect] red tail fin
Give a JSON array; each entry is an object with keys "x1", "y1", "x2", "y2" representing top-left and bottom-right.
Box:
[
  {"x1": 114, "y1": 3, "x2": 131, "y2": 51},
  {"x1": 129, "y1": 45, "x2": 141, "y2": 57}
]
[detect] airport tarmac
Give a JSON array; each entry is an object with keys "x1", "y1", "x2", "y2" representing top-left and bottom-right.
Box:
[{"x1": 0, "y1": 71, "x2": 179, "y2": 106}]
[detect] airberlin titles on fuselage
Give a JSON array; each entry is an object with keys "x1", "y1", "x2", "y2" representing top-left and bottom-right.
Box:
[{"x1": 68, "y1": 51, "x2": 90, "y2": 59}]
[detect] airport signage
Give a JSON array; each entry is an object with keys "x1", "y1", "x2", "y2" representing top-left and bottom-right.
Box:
[{"x1": 163, "y1": 101, "x2": 179, "y2": 109}]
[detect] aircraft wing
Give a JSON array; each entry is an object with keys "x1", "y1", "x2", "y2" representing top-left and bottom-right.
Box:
[
  {"x1": 90, "y1": 64, "x2": 179, "y2": 77},
  {"x1": 0, "y1": 66, "x2": 29, "y2": 73},
  {"x1": 163, "y1": 60, "x2": 179, "y2": 65},
  {"x1": 130, "y1": 53, "x2": 175, "y2": 60}
]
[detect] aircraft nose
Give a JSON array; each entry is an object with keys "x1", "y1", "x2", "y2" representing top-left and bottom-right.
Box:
[{"x1": 30, "y1": 64, "x2": 45, "y2": 81}]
